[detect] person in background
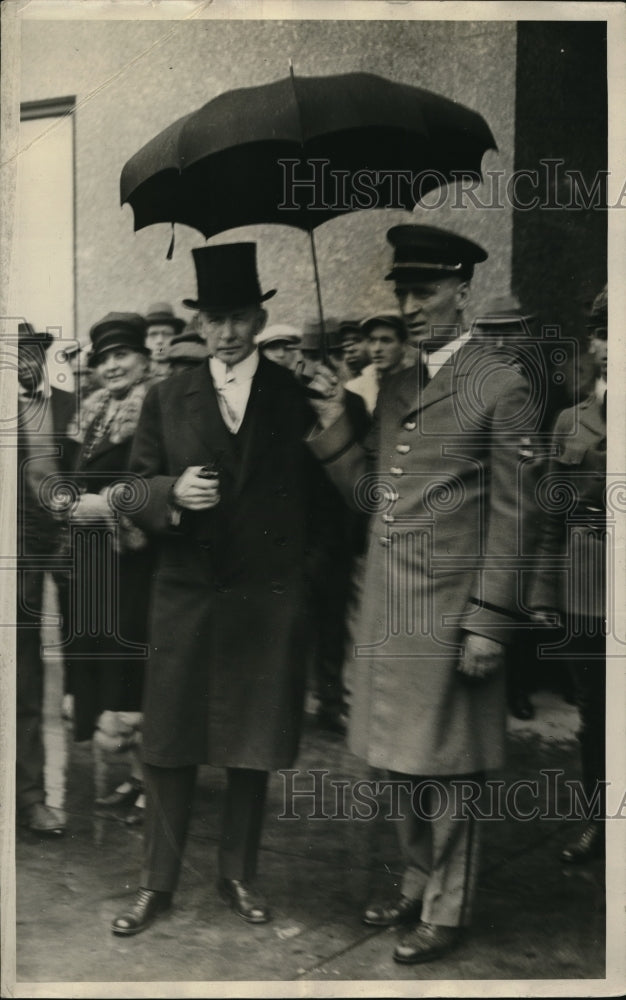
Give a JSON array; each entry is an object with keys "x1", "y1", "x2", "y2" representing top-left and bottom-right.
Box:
[
  {"x1": 16, "y1": 322, "x2": 75, "y2": 836},
  {"x1": 255, "y1": 324, "x2": 302, "y2": 372},
  {"x1": 339, "y1": 319, "x2": 369, "y2": 379},
  {"x1": 144, "y1": 302, "x2": 185, "y2": 383},
  {"x1": 166, "y1": 320, "x2": 208, "y2": 375},
  {"x1": 346, "y1": 311, "x2": 410, "y2": 415},
  {"x1": 529, "y1": 285, "x2": 607, "y2": 864},
  {"x1": 472, "y1": 293, "x2": 539, "y2": 721},
  {"x1": 65, "y1": 313, "x2": 155, "y2": 827}
]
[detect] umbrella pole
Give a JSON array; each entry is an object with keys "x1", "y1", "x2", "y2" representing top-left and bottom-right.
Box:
[{"x1": 308, "y1": 229, "x2": 328, "y2": 365}]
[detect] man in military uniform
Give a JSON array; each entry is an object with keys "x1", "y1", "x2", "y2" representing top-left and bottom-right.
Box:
[
  {"x1": 529, "y1": 285, "x2": 607, "y2": 863},
  {"x1": 307, "y1": 225, "x2": 542, "y2": 963}
]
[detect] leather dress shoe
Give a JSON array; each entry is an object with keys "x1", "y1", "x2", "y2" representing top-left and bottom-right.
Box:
[
  {"x1": 560, "y1": 822, "x2": 604, "y2": 864},
  {"x1": 20, "y1": 802, "x2": 65, "y2": 837},
  {"x1": 111, "y1": 887, "x2": 172, "y2": 936},
  {"x1": 394, "y1": 921, "x2": 460, "y2": 964},
  {"x1": 362, "y1": 894, "x2": 422, "y2": 927},
  {"x1": 95, "y1": 779, "x2": 143, "y2": 809},
  {"x1": 217, "y1": 878, "x2": 270, "y2": 924}
]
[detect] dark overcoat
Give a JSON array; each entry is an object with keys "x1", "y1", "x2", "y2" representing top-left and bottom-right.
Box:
[
  {"x1": 309, "y1": 340, "x2": 542, "y2": 776},
  {"x1": 128, "y1": 357, "x2": 319, "y2": 770},
  {"x1": 528, "y1": 393, "x2": 606, "y2": 621}
]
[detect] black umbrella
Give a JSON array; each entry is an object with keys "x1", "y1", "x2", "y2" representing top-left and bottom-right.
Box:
[
  {"x1": 121, "y1": 70, "x2": 496, "y2": 360},
  {"x1": 121, "y1": 70, "x2": 496, "y2": 239}
]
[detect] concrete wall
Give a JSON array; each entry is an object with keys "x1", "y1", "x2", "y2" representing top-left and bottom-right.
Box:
[{"x1": 20, "y1": 17, "x2": 517, "y2": 342}]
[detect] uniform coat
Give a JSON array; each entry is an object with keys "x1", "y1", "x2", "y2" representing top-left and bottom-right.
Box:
[
  {"x1": 309, "y1": 340, "x2": 541, "y2": 776},
  {"x1": 129, "y1": 357, "x2": 318, "y2": 770},
  {"x1": 529, "y1": 392, "x2": 606, "y2": 621}
]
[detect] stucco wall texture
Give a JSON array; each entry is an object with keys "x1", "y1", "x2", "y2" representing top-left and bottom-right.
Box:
[{"x1": 20, "y1": 18, "x2": 516, "y2": 341}]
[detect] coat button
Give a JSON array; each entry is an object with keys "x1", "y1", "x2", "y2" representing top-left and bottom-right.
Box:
[
  {"x1": 379, "y1": 536, "x2": 396, "y2": 546},
  {"x1": 274, "y1": 536, "x2": 287, "y2": 547},
  {"x1": 382, "y1": 488, "x2": 399, "y2": 502},
  {"x1": 396, "y1": 444, "x2": 410, "y2": 454},
  {"x1": 403, "y1": 421, "x2": 416, "y2": 431},
  {"x1": 382, "y1": 513, "x2": 395, "y2": 523},
  {"x1": 215, "y1": 583, "x2": 230, "y2": 594},
  {"x1": 271, "y1": 581, "x2": 285, "y2": 594},
  {"x1": 390, "y1": 466, "x2": 404, "y2": 476}
]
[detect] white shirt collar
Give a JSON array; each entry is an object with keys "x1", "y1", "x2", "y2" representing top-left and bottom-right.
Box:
[
  {"x1": 423, "y1": 330, "x2": 472, "y2": 381},
  {"x1": 595, "y1": 376, "x2": 607, "y2": 402},
  {"x1": 209, "y1": 348, "x2": 259, "y2": 387}
]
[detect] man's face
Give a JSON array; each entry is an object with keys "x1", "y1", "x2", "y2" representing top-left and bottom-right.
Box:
[
  {"x1": 394, "y1": 276, "x2": 469, "y2": 353},
  {"x1": 18, "y1": 345, "x2": 47, "y2": 392},
  {"x1": 588, "y1": 330, "x2": 607, "y2": 380},
  {"x1": 198, "y1": 305, "x2": 265, "y2": 366},
  {"x1": 146, "y1": 323, "x2": 176, "y2": 360},
  {"x1": 341, "y1": 334, "x2": 369, "y2": 375},
  {"x1": 368, "y1": 324, "x2": 405, "y2": 374}
]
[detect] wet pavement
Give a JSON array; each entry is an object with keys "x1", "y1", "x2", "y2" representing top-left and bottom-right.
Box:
[{"x1": 13, "y1": 650, "x2": 606, "y2": 989}]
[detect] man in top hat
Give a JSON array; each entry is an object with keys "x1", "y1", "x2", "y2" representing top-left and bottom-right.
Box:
[
  {"x1": 15, "y1": 322, "x2": 76, "y2": 835},
  {"x1": 306, "y1": 224, "x2": 542, "y2": 963},
  {"x1": 529, "y1": 284, "x2": 608, "y2": 865},
  {"x1": 113, "y1": 242, "x2": 324, "y2": 936},
  {"x1": 144, "y1": 301, "x2": 185, "y2": 382}
]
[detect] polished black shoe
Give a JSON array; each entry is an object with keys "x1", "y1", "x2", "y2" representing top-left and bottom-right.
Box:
[
  {"x1": 217, "y1": 878, "x2": 271, "y2": 924},
  {"x1": 560, "y1": 822, "x2": 605, "y2": 864},
  {"x1": 20, "y1": 802, "x2": 65, "y2": 837},
  {"x1": 111, "y1": 887, "x2": 172, "y2": 936},
  {"x1": 362, "y1": 894, "x2": 422, "y2": 927},
  {"x1": 394, "y1": 921, "x2": 460, "y2": 964}
]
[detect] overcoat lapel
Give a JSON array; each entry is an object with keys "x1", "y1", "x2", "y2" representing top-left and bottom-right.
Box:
[
  {"x1": 234, "y1": 357, "x2": 281, "y2": 496},
  {"x1": 578, "y1": 396, "x2": 606, "y2": 439}
]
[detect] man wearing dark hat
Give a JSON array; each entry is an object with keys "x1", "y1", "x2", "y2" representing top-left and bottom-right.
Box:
[
  {"x1": 113, "y1": 243, "x2": 322, "y2": 935},
  {"x1": 529, "y1": 285, "x2": 608, "y2": 865},
  {"x1": 307, "y1": 225, "x2": 542, "y2": 963},
  {"x1": 345, "y1": 312, "x2": 411, "y2": 415},
  {"x1": 15, "y1": 322, "x2": 75, "y2": 835},
  {"x1": 144, "y1": 301, "x2": 185, "y2": 382},
  {"x1": 339, "y1": 319, "x2": 370, "y2": 379}
]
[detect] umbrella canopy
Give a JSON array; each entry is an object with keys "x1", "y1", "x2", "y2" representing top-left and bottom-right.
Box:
[{"x1": 120, "y1": 72, "x2": 497, "y2": 238}]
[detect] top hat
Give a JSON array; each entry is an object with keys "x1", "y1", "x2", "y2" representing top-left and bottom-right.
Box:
[
  {"x1": 145, "y1": 301, "x2": 185, "y2": 332},
  {"x1": 255, "y1": 324, "x2": 301, "y2": 347},
  {"x1": 385, "y1": 225, "x2": 487, "y2": 283},
  {"x1": 360, "y1": 310, "x2": 408, "y2": 341},
  {"x1": 17, "y1": 321, "x2": 54, "y2": 350},
  {"x1": 474, "y1": 293, "x2": 535, "y2": 329},
  {"x1": 183, "y1": 244, "x2": 276, "y2": 312},
  {"x1": 88, "y1": 312, "x2": 149, "y2": 367}
]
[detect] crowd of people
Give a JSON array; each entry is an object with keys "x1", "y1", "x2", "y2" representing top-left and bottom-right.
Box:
[{"x1": 15, "y1": 224, "x2": 607, "y2": 965}]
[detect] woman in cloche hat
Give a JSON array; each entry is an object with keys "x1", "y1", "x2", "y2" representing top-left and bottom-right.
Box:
[{"x1": 65, "y1": 313, "x2": 155, "y2": 825}]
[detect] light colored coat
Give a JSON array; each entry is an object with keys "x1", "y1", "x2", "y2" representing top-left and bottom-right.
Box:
[{"x1": 309, "y1": 341, "x2": 542, "y2": 775}]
